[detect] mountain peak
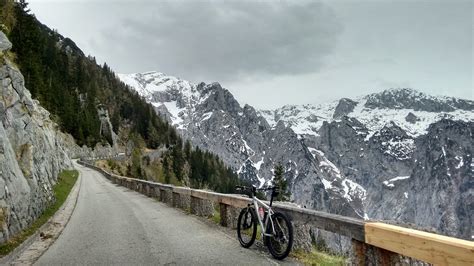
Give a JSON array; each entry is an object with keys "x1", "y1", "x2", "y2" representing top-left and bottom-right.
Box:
[
  {"x1": 378, "y1": 87, "x2": 424, "y2": 96},
  {"x1": 117, "y1": 71, "x2": 195, "y2": 100},
  {"x1": 364, "y1": 88, "x2": 474, "y2": 112}
]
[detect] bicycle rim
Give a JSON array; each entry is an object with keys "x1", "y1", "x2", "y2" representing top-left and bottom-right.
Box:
[
  {"x1": 267, "y1": 214, "x2": 291, "y2": 258},
  {"x1": 238, "y1": 208, "x2": 256, "y2": 247}
]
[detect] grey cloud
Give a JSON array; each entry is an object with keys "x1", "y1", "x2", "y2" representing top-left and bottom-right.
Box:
[{"x1": 99, "y1": 1, "x2": 342, "y2": 82}]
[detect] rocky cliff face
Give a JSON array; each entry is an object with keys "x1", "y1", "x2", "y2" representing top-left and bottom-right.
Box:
[
  {"x1": 118, "y1": 72, "x2": 364, "y2": 219},
  {"x1": 269, "y1": 90, "x2": 473, "y2": 240},
  {"x1": 0, "y1": 32, "x2": 72, "y2": 243},
  {"x1": 410, "y1": 120, "x2": 472, "y2": 239},
  {"x1": 119, "y1": 71, "x2": 473, "y2": 241}
]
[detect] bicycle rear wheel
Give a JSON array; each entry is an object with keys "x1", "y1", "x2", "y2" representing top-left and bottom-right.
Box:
[
  {"x1": 237, "y1": 207, "x2": 257, "y2": 248},
  {"x1": 265, "y1": 212, "x2": 293, "y2": 260}
]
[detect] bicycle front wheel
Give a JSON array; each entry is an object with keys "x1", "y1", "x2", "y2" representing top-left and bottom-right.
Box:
[
  {"x1": 265, "y1": 212, "x2": 293, "y2": 260},
  {"x1": 237, "y1": 207, "x2": 257, "y2": 248}
]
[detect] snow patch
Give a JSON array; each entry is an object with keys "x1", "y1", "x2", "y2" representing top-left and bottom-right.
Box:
[
  {"x1": 455, "y1": 156, "x2": 464, "y2": 169},
  {"x1": 241, "y1": 138, "x2": 255, "y2": 156},
  {"x1": 342, "y1": 179, "x2": 367, "y2": 202},
  {"x1": 162, "y1": 101, "x2": 185, "y2": 126},
  {"x1": 255, "y1": 157, "x2": 264, "y2": 171},
  {"x1": 307, "y1": 147, "x2": 325, "y2": 158},
  {"x1": 264, "y1": 93, "x2": 474, "y2": 139},
  {"x1": 321, "y1": 179, "x2": 333, "y2": 190},
  {"x1": 383, "y1": 176, "x2": 410, "y2": 188},
  {"x1": 319, "y1": 159, "x2": 341, "y2": 175},
  {"x1": 381, "y1": 138, "x2": 415, "y2": 160},
  {"x1": 201, "y1": 112, "x2": 213, "y2": 122}
]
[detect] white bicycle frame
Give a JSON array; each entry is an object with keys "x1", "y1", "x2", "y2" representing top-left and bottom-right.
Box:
[{"x1": 250, "y1": 195, "x2": 276, "y2": 237}]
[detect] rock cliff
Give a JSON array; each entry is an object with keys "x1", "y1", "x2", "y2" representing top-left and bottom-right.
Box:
[
  {"x1": 119, "y1": 71, "x2": 473, "y2": 243},
  {"x1": 0, "y1": 32, "x2": 72, "y2": 243}
]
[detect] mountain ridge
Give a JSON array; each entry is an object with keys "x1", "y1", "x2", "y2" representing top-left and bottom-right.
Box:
[{"x1": 119, "y1": 70, "x2": 473, "y2": 242}]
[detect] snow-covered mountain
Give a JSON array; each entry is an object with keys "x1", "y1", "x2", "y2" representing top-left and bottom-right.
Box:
[
  {"x1": 261, "y1": 88, "x2": 474, "y2": 138},
  {"x1": 118, "y1": 71, "x2": 473, "y2": 242}
]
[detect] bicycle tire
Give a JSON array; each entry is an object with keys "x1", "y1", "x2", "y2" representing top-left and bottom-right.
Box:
[
  {"x1": 265, "y1": 212, "x2": 293, "y2": 260},
  {"x1": 237, "y1": 207, "x2": 257, "y2": 248}
]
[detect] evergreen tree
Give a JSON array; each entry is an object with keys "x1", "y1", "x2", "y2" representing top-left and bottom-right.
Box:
[
  {"x1": 130, "y1": 147, "x2": 142, "y2": 179},
  {"x1": 171, "y1": 140, "x2": 184, "y2": 181},
  {"x1": 4, "y1": 1, "x2": 243, "y2": 194},
  {"x1": 162, "y1": 156, "x2": 171, "y2": 184},
  {"x1": 146, "y1": 120, "x2": 160, "y2": 149},
  {"x1": 184, "y1": 140, "x2": 192, "y2": 160},
  {"x1": 18, "y1": 0, "x2": 29, "y2": 12},
  {"x1": 273, "y1": 163, "x2": 291, "y2": 201}
]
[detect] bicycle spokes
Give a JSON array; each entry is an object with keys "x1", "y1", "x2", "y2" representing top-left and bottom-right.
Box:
[
  {"x1": 241, "y1": 210, "x2": 254, "y2": 237},
  {"x1": 274, "y1": 218, "x2": 288, "y2": 243},
  {"x1": 266, "y1": 214, "x2": 293, "y2": 258},
  {"x1": 243, "y1": 211, "x2": 252, "y2": 229},
  {"x1": 237, "y1": 207, "x2": 257, "y2": 248}
]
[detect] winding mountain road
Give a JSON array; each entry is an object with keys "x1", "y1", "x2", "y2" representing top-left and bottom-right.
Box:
[{"x1": 36, "y1": 162, "x2": 294, "y2": 265}]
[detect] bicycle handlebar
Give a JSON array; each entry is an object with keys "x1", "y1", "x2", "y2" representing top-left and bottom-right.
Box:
[{"x1": 235, "y1": 185, "x2": 281, "y2": 208}]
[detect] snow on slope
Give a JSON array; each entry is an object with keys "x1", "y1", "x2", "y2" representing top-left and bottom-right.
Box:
[
  {"x1": 119, "y1": 73, "x2": 471, "y2": 223},
  {"x1": 118, "y1": 71, "x2": 211, "y2": 129},
  {"x1": 117, "y1": 71, "x2": 183, "y2": 98},
  {"x1": 261, "y1": 89, "x2": 474, "y2": 138}
]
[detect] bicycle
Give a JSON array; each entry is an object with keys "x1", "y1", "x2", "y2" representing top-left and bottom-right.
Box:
[{"x1": 235, "y1": 185, "x2": 293, "y2": 260}]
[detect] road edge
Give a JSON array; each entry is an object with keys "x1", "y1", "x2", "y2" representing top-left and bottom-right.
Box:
[{"x1": 0, "y1": 162, "x2": 83, "y2": 265}]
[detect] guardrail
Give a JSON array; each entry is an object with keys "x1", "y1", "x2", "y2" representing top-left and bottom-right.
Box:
[{"x1": 78, "y1": 160, "x2": 473, "y2": 265}]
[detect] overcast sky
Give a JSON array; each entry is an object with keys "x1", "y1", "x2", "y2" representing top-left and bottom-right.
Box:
[{"x1": 29, "y1": 0, "x2": 472, "y2": 109}]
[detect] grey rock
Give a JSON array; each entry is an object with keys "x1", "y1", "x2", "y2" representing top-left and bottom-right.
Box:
[
  {"x1": 0, "y1": 32, "x2": 12, "y2": 52},
  {"x1": 405, "y1": 112, "x2": 419, "y2": 123},
  {"x1": 119, "y1": 71, "x2": 474, "y2": 252},
  {"x1": 333, "y1": 98, "x2": 358, "y2": 119},
  {"x1": 118, "y1": 72, "x2": 364, "y2": 220},
  {"x1": 97, "y1": 105, "x2": 117, "y2": 146},
  {"x1": 0, "y1": 34, "x2": 75, "y2": 244},
  {"x1": 408, "y1": 119, "x2": 473, "y2": 240},
  {"x1": 364, "y1": 88, "x2": 474, "y2": 112}
]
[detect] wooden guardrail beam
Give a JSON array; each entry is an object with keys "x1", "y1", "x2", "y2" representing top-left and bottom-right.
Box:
[{"x1": 365, "y1": 222, "x2": 474, "y2": 265}]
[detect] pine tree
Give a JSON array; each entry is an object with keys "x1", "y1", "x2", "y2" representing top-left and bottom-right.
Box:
[
  {"x1": 184, "y1": 140, "x2": 192, "y2": 160},
  {"x1": 6, "y1": 2, "x2": 244, "y2": 194},
  {"x1": 131, "y1": 147, "x2": 142, "y2": 179},
  {"x1": 171, "y1": 140, "x2": 184, "y2": 181},
  {"x1": 273, "y1": 163, "x2": 291, "y2": 201},
  {"x1": 18, "y1": 0, "x2": 30, "y2": 12},
  {"x1": 162, "y1": 156, "x2": 171, "y2": 184},
  {"x1": 146, "y1": 120, "x2": 160, "y2": 148}
]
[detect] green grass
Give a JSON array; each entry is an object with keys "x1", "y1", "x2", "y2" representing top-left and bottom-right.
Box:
[
  {"x1": 292, "y1": 247, "x2": 346, "y2": 266},
  {"x1": 0, "y1": 170, "x2": 79, "y2": 256},
  {"x1": 256, "y1": 225, "x2": 263, "y2": 240},
  {"x1": 211, "y1": 210, "x2": 221, "y2": 224}
]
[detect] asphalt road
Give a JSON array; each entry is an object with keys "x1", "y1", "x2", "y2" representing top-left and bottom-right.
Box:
[{"x1": 36, "y1": 162, "x2": 293, "y2": 265}]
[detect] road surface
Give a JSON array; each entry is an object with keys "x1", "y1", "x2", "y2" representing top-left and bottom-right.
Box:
[{"x1": 37, "y1": 162, "x2": 293, "y2": 265}]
